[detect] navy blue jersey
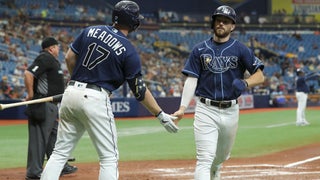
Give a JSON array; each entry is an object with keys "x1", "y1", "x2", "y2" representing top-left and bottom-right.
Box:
[
  {"x1": 296, "y1": 72, "x2": 320, "y2": 93},
  {"x1": 296, "y1": 76, "x2": 309, "y2": 93},
  {"x1": 69, "y1": 25, "x2": 142, "y2": 92},
  {"x1": 182, "y1": 37, "x2": 264, "y2": 100}
]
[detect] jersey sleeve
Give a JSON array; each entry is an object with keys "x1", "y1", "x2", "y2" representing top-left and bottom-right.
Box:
[
  {"x1": 240, "y1": 45, "x2": 264, "y2": 75},
  {"x1": 182, "y1": 46, "x2": 201, "y2": 78},
  {"x1": 69, "y1": 29, "x2": 86, "y2": 55},
  {"x1": 123, "y1": 48, "x2": 142, "y2": 79}
]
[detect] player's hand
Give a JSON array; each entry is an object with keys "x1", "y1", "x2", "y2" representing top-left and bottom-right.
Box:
[
  {"x1": 232, "y1": 79, "x2": 247, "y2": 94},
  {"x1": 156, "y1": 111, "x2": 179, "y2": 133},
  {"x1": 173, "y1": 107, "x2": 185, "y2": 125}
]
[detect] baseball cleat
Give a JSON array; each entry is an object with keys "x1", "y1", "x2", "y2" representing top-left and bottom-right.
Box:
[
  {"x1": 68, "y1": 157, "x2": 76, "y2": 162},
  {"x1": 296, "y1": 121, "x2": 310, "y2": 126},
  {"x1": 60, "y1": 164, "x2": 78, "y2": 176}
]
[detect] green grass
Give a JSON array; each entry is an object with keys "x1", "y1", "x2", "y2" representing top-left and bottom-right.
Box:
[
  {"x1": 0, "y1": 108, "x2": 319, "y2": 169},
  {"x1": 233, "y1": 109, "x2": 320, "y2": 157}
]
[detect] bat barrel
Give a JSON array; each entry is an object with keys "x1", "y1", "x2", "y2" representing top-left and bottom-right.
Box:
[{"x1": 0, "y1": 94, "x2": 63, "y2": 111}]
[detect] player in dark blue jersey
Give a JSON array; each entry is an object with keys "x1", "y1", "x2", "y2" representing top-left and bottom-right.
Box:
[
  {"x1": 41, "y1": 1, "x2": 178, "y2": 180},
  {"x1": 173, "y1": 5, "x2": 265, "y2": 180}
]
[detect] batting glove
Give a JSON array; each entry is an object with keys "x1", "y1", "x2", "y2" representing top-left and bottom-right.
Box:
[
  {"x1": 232, "y1": 79, "x2": 248, "y2": 94},
  {"x1": 156, "y1": 111, "x2": 179, "y2": 133}
]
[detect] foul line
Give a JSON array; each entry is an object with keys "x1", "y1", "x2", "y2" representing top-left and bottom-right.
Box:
[
  {"x1": 266, "y1": 122, "x2": 294, "y2": 128},
  {"x1": 224, "y1": 171, "x2": 320, "y2": 179},
  {"x1": 284, "y1": 156, "x2": 320, "y2": 168}
]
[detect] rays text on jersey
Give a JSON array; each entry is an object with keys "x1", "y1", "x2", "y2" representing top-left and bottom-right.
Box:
[{"x1": 200, "y1": 54, "x2": 238, "y2": 73}]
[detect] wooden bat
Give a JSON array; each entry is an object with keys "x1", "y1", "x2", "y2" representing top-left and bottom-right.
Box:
[{"x1": 0, "y1": 94, "x2": 63, "y2": 110}]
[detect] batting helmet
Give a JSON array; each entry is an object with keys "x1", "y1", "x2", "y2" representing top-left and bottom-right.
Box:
[
  {"x1": 212, "y1": 5, "x2": 236, "y2": 25},
  {"x1": 112, "y1": 0, "x2": 144, "y2": 33},
  {"x1": 296, "y1": 68, "x2": 304, "y2": 75}
]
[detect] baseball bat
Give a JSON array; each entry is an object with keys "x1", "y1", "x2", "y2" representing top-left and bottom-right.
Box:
[{"x1": 0, "y1": 94, "x2": 63, "y2": 111}]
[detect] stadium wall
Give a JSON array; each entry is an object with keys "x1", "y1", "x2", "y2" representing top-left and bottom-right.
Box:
[
  {"x1": 3, "y1": 94, "x2": 320, "y2": 119},
  {"x1": 0, "y1": 94, "x2": 320, "y2": 120}
]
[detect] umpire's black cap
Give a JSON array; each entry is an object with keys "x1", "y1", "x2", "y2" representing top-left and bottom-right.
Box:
[{"x1": 41, "y1": 37, "x2": 59, "y2": 49}]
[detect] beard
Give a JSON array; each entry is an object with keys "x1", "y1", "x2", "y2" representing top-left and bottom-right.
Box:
[{"x1": 214, "y1": 28, "x2": 230, "y2": 38}]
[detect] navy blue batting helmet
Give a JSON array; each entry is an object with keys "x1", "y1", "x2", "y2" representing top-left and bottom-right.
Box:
[
  {"x1": 112, "y1": 0, "x2": 144, "y2": 33},
  {"x1": 296, "y1": 68, "x2": 304, "y2": 75},
  {"x1": 212, "y1": 5, "x2": 236, "y2": 24}
]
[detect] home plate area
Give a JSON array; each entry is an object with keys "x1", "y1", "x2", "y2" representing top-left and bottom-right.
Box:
[
  {"x1": 130, "y1": 162, "x2": 320, "y2": 180},
  {"x1": 118, "y1": 143, "x2": 320, "y2": 180}
]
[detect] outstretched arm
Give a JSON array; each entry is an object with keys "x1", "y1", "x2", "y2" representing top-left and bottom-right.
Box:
[
  {"x1": 305, "y1": 72, "x2": 320, "y2": 81},
  {"x1": 173, "y1": 76, "x2": 198, "y2": 123},
  {"x1": 127, "y1": 76, "x2": 179, "y2": 133},
  {"x1": 140, "y1": 88, "x2": 162, "y2": 116}
]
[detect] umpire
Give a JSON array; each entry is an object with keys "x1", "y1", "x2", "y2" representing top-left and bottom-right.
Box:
[{"x1": 24, "y1": 37, "x2": 77, "y2": 180}]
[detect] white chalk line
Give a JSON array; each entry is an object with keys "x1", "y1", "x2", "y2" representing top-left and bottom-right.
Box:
[
  {"x1": 153, "y1": 168, "x2": 193, "y2": 179},
  {"x1": 223, "y1": 171, "x2": 320, "y2": 179},
  {"x1": 284, "y1": 156, "x2": 320, "y2": 167},
  {"x1": 227, "y1": 164, "x2": 282, "y2": 168},
  {"x1": 266, "y1": 122, "x2": 295, "y2": 128},
  {"x1": 85, "y1": 120, "x2": 295, "y2": 139},
  {"x1": 81, "y1": 126, "x2": 194, "y2": 138},
  {"x1": 150, "y1": 158, "x2": 320, "y2": 179},
  {"x1": 240, "y1": 122, "x2": 295, "y2": 129}
]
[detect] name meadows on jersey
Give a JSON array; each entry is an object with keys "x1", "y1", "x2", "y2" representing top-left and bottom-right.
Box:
[{"x1": 87, "y1": 27, "x2": 126, "y2": 56}]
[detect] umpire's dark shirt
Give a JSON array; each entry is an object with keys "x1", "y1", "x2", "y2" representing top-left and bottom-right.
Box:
[{"x1": 27, "y1": 50, "x2": 64, "y2": 96}]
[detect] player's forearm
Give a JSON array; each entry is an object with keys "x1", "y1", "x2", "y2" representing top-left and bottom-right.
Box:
[
  {"x1": 305, "y1": 72, "x2": 320, "y2": 81},
  {"x1": 245, "y1": 69, "x2": 265, "y2": 88},
  {"x1": 140, "y1": 88, "x2": 162, "y2": 116},
  {"x1": 180, "y1": 77, "x2": 197, "y2": 113}
]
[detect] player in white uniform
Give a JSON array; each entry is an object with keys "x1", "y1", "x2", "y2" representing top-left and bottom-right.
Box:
[
  {"x1": 295, "y1": 68, "x2": 320, "y2": 126},
  {"x1": 40, "y1": 1, "x2": 178, "y2": 180},
  {"x1": 173, "y1": 5, "x2": 265, "y2": 180}
]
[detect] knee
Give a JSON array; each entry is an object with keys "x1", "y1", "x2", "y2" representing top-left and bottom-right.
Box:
[
  {"x1": 99, "y1": 155, "x2": 119, "y2": 165},
  {"x1": 197, "y1": 153, "x2": 215, "y2": 166}
]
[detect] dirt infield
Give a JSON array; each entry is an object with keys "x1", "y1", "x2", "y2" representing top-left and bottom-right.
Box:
[
  {"x1": 1, "y1": 107, "x2": 320, "y2": 179},
  {"x1": 1, "y1": 143, "x2": 320, "y2": 179}
]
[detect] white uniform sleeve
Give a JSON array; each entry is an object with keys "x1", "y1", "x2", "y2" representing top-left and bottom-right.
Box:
[{"x1": 180, "y1": 77, "x2": 198, "y2": 108}]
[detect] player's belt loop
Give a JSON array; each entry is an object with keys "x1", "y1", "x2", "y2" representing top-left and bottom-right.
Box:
[
  {"x1": 68, "y1": 80, "x2": 111, "y2": 97},
  {"x1": 205, "y1": 98, "x2": 211, "y2": 106},
  {"x1": 219, "y1": 101, "x2": 223, "y2": 108},
  {"x1": 68, "y1": 80, "x2": 101, "y2": 91}
]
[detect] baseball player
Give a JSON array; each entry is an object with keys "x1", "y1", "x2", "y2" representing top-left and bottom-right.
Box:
[
  {"x1": 173, "y1": 5, "x2": 265, "y2": 180},
  {"x1": 40, "y1": 1, "x2": 178, "y2": 180},
  {"x1": 295, "y1": 68, "x2": 320, "y2": 126}
]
